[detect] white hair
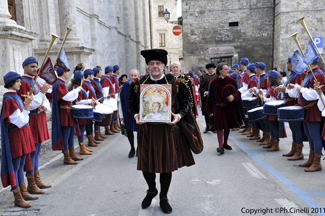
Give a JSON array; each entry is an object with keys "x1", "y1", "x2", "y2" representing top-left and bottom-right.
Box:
[
  {"x1": 129, "y1": 69, "x2": 139, "y2": 75},
  {"x1": 171, "y1": 61, "x2": 181, "y2": 67}
]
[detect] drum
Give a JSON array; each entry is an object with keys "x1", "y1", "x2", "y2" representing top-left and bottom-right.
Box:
[
  {"x1": 242, "y1": 97, "x2": 260, "y2": 109},
  {"x1": 71, "y1": 105, "x2": 93, "y2": 119},
  {"x1": 93, "y1": 110, "x2": 105, "y2": 122},
  {"x1": 94, "y1": 103, "x2": 113, "y2": 126},
  {"x1": 263, "y1": 100, "x2": 286, "y2": 116},
  {"x1": 247, "y1": 107, "x2": 266, "y2": 122},
  {"x1": 277, "y1": 106, "x2": 305, "y2": 122},
  {"x1": 103, "y1": 98, "x2": 118, "y2": 111}
]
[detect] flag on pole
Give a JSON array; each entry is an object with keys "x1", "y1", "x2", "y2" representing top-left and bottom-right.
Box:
[
  {"x1": 39, "y1": 57, "x2": 57, "y2": 85},
  {"x1": 56, "y1": 48, "x2": 70, "y2": 72},
  {"x1": 303, "y1": 40, "x2": 319, "y2": 65},
  {"x1": 292, "y1": 50, "x2": 308, "y2": 74}
]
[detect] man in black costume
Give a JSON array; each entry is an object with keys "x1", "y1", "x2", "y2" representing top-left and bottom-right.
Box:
[{"x1": 128, "y1": 49, "x2": 202, "y2": 214}]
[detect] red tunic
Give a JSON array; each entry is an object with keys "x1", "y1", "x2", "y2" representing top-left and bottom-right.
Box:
[
  {"x1": 2, "y1": 96, "x2": 35, "y2": 159},
  {"x1": 298, "y1": 68, "x2": 325, "y2": 122},
  {"x1": 206, "y1": 76, "x2": 241, "y2": 129},
  {"x1": 91, "y1": 79, "x2": 104, "y2": 98},
  {"x1": 265, "y1": 86, "x2": 280, "y2": 121},
  {"x1": 111, "y1": 74, "x2": 120, "y2": 93},
  {"x1": 285, "y1": 72, "x2": 306, "y2": 106},
  {"x1": 101, "y1": 75, "x2": 115, "y2": 97},
  {"x1": 82, "y1": 80, "x2": 97, "y2": 100},
  {"x1": 247, "y1": 75, "x2": 258, "y2": 89},
  {"x1": 17, "y1": 77, "x2": 50, "y2": 144},
  {"x1": 259, "y1": 74, "x2": 268, "y2": 90},
  {"x1": 242, "y1": 71, "x2": 249, "y2": 84},
  {"x1": 56, "y1": 83, "x2": 77, "y2": 127}
]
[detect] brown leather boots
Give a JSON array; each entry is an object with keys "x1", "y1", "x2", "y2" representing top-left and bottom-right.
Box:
[
  {"x1": 299, "y1": 150, "x2": 322, "y2": 172},
  {"x1": 13, "y1": 188, "x2": 32, "y2": 208},
  {"x1": 79, "y1": 141, "x2": 92, "y2": 155}
]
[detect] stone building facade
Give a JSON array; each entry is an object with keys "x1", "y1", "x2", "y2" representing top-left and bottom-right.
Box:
[
  {"x1": 151, "y1": 0, "x2": 180, "y2": 70},
  {"x1": 0, "y1": 0, "x2": 151, "y2": 84},
  {"x1": 182, "y1": 0, "x2": 325, "y2": 73}
]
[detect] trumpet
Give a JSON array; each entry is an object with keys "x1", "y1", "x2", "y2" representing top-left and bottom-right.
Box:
[
  {"x1": 298, "y1": 17, "x2": 325, "y2": 65},
  {"x1": 29, "y1": 33, "x2": 59, "y2": 95},
  {"x1": 53, "y1": 27, "x2": 72, "y2": 68},
  {"x1": 290, "y1": 32, "x2": 325, "y2": 107}
]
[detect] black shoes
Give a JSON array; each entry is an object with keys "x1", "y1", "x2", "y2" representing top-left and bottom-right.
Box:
[
  {"x1": 203, "y1": 127, "x2": 209, "y2": 133},
  {"x1": 160, "y1": 197, "x2": 172, "y2": 214},
  {"x1": 217, "y1": 147, "x2": 224, "y2": 154},
  {"x1": 128, "y1": 148, "x2": 135, "y2": 158},
  {"x1": 141, "y1": 189, "x2": 158, "y2": 208},
  {"x1": 223, "y1": 144, "x2": 232, "y2": 150}
]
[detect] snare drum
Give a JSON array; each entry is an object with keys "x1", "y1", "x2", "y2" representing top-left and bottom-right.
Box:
[
  {"x1": 71, "y1": 105, "x2": 94, "y2": 119},
  {"x1": 277, "y1": 106, "x2": 305, "y2": 122},
  {"x1": 263, "y1": 100, "x2": 286, "y2": 116},
  {"x1": 94, "y1": 104, "x2": 113, "y2": 126},
  {"x1": 103, "y1": 98, "x2": 118, "y2": 111},
  {"x1": 93, "y1": 110, "x2": 105, "y2": 122},
  {"x1": 242, "y1": 97, "x2": 260, "y2": 109},
  {"x1": 247, "y1": 107, "x2": 266, "y2": 122}
]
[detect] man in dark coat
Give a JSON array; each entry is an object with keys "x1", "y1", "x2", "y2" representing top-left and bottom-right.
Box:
[
  {"x1": 200, "y1": 63, "x2": 217, "y2": 133},
  {"x1": 119, "y1": 69, "x2": 139, "y2": 158},
  {"x1": 206, "y1": 63, "x2": 243, "y2": 154},
  {"x1": 128, "y1": 49, "x2": 201, "y2": 214}
]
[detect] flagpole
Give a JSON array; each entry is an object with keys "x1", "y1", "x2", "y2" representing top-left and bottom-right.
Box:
[
  {"x1": 53, "y1": 27, "x2": 72, "y2": 68},
  {"x1": 29, "y1": 33, "x2": 59, "y2": 95},
  {"x1": 290, "y1": 32, "x2": 325, "y2": 107}
]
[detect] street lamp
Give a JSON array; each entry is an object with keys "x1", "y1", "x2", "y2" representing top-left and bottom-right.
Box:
[{"x1": 163, "y1": 9, "x2": 181, "y2": 25}]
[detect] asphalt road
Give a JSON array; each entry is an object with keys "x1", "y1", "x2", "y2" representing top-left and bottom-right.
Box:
[{"x1": 0, "y1": 114, "x2": 325, "y2": 216}]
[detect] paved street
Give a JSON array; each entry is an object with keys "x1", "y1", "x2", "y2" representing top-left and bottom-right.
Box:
[{"x1": 0, "y1": 113, "x2": 325, "y2": 216}]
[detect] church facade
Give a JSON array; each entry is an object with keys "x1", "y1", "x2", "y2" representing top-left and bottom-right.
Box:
[{"x1": 0, "y1": 0, "x2": 151, "y2": 84}]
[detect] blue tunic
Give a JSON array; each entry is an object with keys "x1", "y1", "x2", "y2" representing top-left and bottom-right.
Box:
[{"x1": 120, "y1": 81, "x2": 136, "y2": 131}]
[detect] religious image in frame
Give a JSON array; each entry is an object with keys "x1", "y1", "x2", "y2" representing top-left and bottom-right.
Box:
[{"x1": 140, "y1": 84, "x2": 172, "y2": 123}]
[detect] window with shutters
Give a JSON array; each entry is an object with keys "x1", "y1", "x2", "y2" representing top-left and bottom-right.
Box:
[
  {"x1": 159, "y1": 33, "x2": 165, "y2": 47},
  {"x1": 8, "y1": 0, "x2": 16, "y2": 21},
  {"x1": 158, "y1": 5, "x2": 164, "y2": 17},
  {"x1": 210, "y1": 57, "x2": 232, "y2": 66}
]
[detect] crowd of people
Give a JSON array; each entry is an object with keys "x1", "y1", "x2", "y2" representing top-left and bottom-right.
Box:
[
  {"x1": 1, "y1": 48, "x2": 324, "y2": 214},
  {"x1": 200, "y1": 56, "x2": 324, "y2": 175}
]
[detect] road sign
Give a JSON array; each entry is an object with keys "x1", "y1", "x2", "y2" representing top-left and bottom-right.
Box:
[
  {"x1": 172, "y1": 26, "x2": 182, "y2": 36},
  {"x1": 313, "y1": 36, "x2": 323, "y2": 54}
]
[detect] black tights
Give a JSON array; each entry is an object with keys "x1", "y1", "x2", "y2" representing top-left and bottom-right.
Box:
[
  {"x1": 127, "y1": 130, "x2": 135, "y2": 150},
  {"x1": 143, "y1": 171, "x2": 172, "y2": 199}
]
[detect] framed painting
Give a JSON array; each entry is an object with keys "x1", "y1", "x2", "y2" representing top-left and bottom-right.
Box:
[{"x1": 140, "y1": 84, "x2": 172, "y2": 123}]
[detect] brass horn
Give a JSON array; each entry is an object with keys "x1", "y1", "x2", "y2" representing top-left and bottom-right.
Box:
[
  {"x1": 298, "y1": 17, "x2": 325, "y2": 65},
  {"x1": 53, "y1": 27, "x2": 72, "y2": 68},
  {"x1": 290, "y1": 32, "x2": 325, "y2": 107},
  {"x1": 29, "y1": 33, "x2": 59, "y2": 95}
]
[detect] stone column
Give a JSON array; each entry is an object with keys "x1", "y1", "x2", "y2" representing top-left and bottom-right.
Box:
[
  {"x1": 58, "y1": 0, "x2": 80, "y2": 43},
  {"x1": 0, "y1": 0, "x2": 16, "y2": 25},
  {"x1": 37, "y1": 0, "x2": 50, "y2": 44}
]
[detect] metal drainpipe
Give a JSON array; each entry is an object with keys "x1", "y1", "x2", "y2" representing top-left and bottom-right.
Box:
[
  {"x1": 149, "y1": 0, "x2": 153, "y2": 49},
  {"x1": 272, "y1": 0, "x2": 276, "y2": 69}
]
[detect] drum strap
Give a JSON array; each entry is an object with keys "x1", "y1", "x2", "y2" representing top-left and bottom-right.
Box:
[
  {"x1": 303, "y1": 101, "x2": 317, "y2": 110},
  {"x1": 59, "y1": 105, "x2": 72, "y2": 112},
  {"x1": 284, "y1": 98, "x2": 296, "y2": 103}
]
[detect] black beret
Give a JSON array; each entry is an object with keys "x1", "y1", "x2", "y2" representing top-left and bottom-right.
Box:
[
  {"x1": 206, "y1": 63, "x2": 216, "y2": 69},
  {"x1": 141, "y1": 49, "x2": 168, "y2": 65}
]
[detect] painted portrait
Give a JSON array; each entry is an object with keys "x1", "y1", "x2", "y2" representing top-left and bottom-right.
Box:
[{"x1": 140, "y1": 84, "x2": 172, "y2": 123}]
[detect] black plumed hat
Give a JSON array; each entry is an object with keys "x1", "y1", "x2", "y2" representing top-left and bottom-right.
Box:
[{"x1": 141, "y1": 49, "x2": 168, "y2": 65}]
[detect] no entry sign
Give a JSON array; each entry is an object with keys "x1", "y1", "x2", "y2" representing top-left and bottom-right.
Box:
[{"x1": 172, "y1": 26, "x2": 182, "y2": 36}]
